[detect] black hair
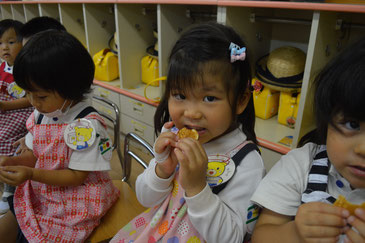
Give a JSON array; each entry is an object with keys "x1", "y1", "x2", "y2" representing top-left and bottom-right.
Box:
[
  {"x1": 154, "y1": 22, "x2": 257, "y2": 144},
  {"x1": 0, "y1": 19, "x2": 23, "y2": 41},
  {"x1": 13, "y1": 30, "x2": 94, "y2": 101},
  {"x1": 298, "y1": 37, "x2": 365, "y2": 146},
  {"x1": 20, "y1": 16, "x2": 66, "y2": 39}
]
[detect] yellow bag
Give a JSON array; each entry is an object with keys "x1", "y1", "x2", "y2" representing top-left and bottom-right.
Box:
[
  {"x1": 252, "y1": 78, "x2": 280, "y2": 120},
  {"x1": 278, "y1": 91, "x2": 300, "y2": 128},
  {"x1": 93, "y1": 48, "x2": 119, "y2": 81},
  {"x1": 141, "y1": 55, "x2": 159, "y2": 86}
]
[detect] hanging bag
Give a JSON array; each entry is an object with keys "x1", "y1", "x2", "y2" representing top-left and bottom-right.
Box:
[{"x1": 93, "y1": 48, "x2": 119, "y2": 82}]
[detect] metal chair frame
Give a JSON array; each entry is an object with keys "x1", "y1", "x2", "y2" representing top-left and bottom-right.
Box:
[
  {"x1": 92, "y1": 95, "x2": 123, "y2": 176},
  {"x1": 93, "y1": 95, "x2": 154, "y2": 182},
  {"x1": 123, "y1": 132, "x2": 153, "y2": 182}
]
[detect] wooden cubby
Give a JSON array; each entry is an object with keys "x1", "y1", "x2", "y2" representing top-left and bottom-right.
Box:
[{"x1": 1, "y1": 0, "x2": 364, "y2": 156}]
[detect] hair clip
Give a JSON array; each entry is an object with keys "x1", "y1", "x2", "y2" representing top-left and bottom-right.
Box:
[{"x1": 229, "y1": 42, "x2": 246, "y2": 63}]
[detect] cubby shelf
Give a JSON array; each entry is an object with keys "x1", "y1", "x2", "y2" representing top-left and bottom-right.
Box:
[{"x1": 1, "y1": 0, "x2": 364, "y2": 155}]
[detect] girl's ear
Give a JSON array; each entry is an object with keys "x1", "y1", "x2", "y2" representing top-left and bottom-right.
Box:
[{"x1": 236, "y1": 89, "x2": 251, "y2": 115}]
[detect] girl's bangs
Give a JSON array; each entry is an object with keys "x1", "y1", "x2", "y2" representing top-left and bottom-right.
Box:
[
  {"x1": 167, "y1": 58, "x2": 204, "y2": 93},
  {"x1": 333, "y1": 67, "x2": 365, "y2": 121},
  {"x1": 167, "y1": 58, "x2": 232, "y2": 94}
]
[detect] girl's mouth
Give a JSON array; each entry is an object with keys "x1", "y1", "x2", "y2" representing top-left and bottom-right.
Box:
[
  {"x1": 349, "y1": 165, "x2": 365, "y2": 177},
  {"x1": 185, "y1": 125, "x2": 205, "y2": 136}
]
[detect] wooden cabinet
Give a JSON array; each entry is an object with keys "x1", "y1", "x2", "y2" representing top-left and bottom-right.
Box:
[{"x1": 2, "y1": 0, "x2": 364, "y2": 158}]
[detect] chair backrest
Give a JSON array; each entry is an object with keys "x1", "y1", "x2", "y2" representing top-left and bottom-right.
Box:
[
  {"x1": 92, "y1": 95, "x2": 123, "y2": 173},
  {"x1": 123, "y1": 132, "x2": 153, "y2": 182}
]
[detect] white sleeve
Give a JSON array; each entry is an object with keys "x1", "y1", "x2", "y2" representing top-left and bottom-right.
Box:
[
  {"x1": 186, "y1": 150, "x2": 265, "y2": 243},
  {"x1": 250, "y1": 143, "x2": 314, "y2": 216},
  {"x1": 68, "y1": 119, "x2": 112, "y2": 171},
  {"x1": 135, "y1": 158, "x2": 176, "y2": 207}
]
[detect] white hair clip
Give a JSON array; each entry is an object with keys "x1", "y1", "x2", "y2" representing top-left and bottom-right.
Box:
[{"x1": 229, "y1": 42, "x2": 246, "y2": 63}]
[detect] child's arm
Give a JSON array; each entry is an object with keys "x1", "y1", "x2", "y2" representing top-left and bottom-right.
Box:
[
  {"x1": 0, "y1": 97, "x2": 31, "y2": 111},
  {"x1": 135, "y1": 121, "x2": 179, "y2": 207},
  {"x1": 0, "y1": 166, "x2": 89, "y2": 187},
  {"x1": 345, "y1": 208, "x2": 365, "y2": 242},
  {"x1": 0, "y1": 150, "x2": 37, "y2": 168},
  {"x1": 252, "y1": 202, "x2": 349, "y2": 243}
]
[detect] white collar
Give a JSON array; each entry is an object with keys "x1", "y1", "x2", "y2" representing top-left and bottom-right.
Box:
[
  {"x1": 203, "y1": 128, "x2": 247, "y2": 155},
  {"x1": 4, "y1": 62, "x2": 13, "y2": 74},
  {"x1": 329, "y1": 162, "x2": 365, "y2": 194}
]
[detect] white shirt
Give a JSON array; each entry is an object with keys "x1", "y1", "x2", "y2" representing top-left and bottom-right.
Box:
[
  {"x1": 136, "y1": 128, "x2": 265, "y2": 243},
  {"x1": 25, "y1": 98, "x2": 112, "y2": 171},
  {"x1": 251, "y1": 142, "x2": 365, "y2": 216}
]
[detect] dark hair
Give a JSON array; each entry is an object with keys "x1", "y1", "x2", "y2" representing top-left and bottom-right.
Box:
[
  {"x1": 298, "y1": 37, "x2": 365, "y2": 146},
  {"x1": 20, "y1": 16, "x2": 66, "y2": 39},
  {"x1": 0, "y1": 19, "x2": 23, "y2": 41},
  {"x1": 154, "y1": 22, "x2": 257, "y2": 144},
  {"x1": 13, "y1": 30, "x2": 94, "y2": 101}
]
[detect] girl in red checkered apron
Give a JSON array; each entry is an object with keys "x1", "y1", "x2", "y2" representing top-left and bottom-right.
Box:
[
  {"x1": 110, "y1": 22, "x2": 265, "y2": 243},
  {"x1": 0, "y1": 19, "x2": 34, "y2": 215},
  {"x1": 0, "y1": 30, "x2": 119, "y2": 243}
]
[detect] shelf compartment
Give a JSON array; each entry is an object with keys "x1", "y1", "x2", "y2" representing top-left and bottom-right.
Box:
[{"x1": 59, "y1": 3, "x2": 86, "y2": 47}]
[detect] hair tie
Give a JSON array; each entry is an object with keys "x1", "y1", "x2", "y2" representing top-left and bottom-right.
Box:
[{"x1": 229, "y1": 42, "x2": 246, "y2": 63}]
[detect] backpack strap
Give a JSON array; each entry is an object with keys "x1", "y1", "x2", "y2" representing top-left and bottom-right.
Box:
[
  {"x1": 212, "y1": 143, "x2": 260, "y2": 194},
  {"x1": 74, "y1": 106, "x2": 98, "y2": 119},
  {"x1": 36, "y1": 106, "x2": 98, "y2": 125},
  {"x1": 36, "y1": 114, "x2": 44, "y2": 125}
]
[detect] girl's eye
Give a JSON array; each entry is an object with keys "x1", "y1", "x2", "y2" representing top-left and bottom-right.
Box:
[
  {"x1": 9, "y1": 41, "x2": 15, "y2": 44},
  {"x1": 172, "y1": 94, "x2": 185, "y2": 100},
  {"x1": 203, "y1": 96, "x2": 216, "y2": 102},
  {"x1": 343, "y1": 120, "x2": 360, "y2": 131}
]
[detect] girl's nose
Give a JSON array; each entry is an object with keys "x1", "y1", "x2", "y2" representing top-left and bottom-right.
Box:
[
  {"x1": 354, "y1": 137, "x2": 365, "y2": 157},
  {"x1": 184, "y1": 107, "x2": 202, "y2": 120}
]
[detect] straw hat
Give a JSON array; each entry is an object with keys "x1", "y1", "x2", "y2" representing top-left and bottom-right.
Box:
[{"x1": 256, "y1": 46, "x2": 306, "y2": 92}]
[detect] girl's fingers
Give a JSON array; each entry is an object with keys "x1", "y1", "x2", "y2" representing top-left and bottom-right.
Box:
[
  {"x1": 0, "y1": 171, "x2": 14, "y2": 184},
  {"x1": 345, "y1": 227, "x2": 363, "y2": 243},
  {"x1": 347, "y1": 211, "x2": 365, "y2": 239},
  {"x1": 354, "y1": 208, "x2": 365, "y2": 221},
  {"x1": 176, "y1": 139, "x2": 204, "y2": 168},
  {"x1": 303, "y1": 225, "x2": 343, "y2": 238}
]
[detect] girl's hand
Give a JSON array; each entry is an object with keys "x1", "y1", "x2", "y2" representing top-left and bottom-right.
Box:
[
  {"x1": 0, "y1": 156, "x2": 13, "y2": 167},
  {"x1": 12, "y1": 137, "x2": 30, "y2": 155},
  {"x1": 174, "y1": 137, "x2": 208, "y2": 197},
  {"x1": 154, "y1": 121, "x2": 179, "y2": 179},
  {"x1": 0, "y1": 166, "x2": 33, "y2": 186},
  {"x1": 295, "y1": 202, "x2": 349, "y2": 242},
  {"x1": 345, "y1": 208, "x2": 365, "y2": 243}
]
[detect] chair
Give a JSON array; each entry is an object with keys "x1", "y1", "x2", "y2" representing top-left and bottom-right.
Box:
[{"x1": 87, "y1": 95, "x2": 154, "y2": 243}]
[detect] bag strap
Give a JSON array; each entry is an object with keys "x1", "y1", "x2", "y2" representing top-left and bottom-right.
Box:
[
  {"x1": 36, "y1": 106, "x2": 98, "y2": 125},
  {"x1": 212, "y1": 143, "x2": 260, "y2": 194}
]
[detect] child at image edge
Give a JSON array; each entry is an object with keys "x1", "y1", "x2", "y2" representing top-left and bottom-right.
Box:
[
  {"x1": 0, "y1": 30, "x2": 119, "y2": 242},
  {"x1": 110, "y1": 22, "x2": 265, "y2": 243},
  {"x1": 251, "y1": 37, "x2": 365, "y2": 243},
  {"x1": 0, "y1": 19, "x2": 33, "y2": 214}
]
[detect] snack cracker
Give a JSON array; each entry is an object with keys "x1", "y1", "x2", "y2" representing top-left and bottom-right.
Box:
[
  {"x1": 178, "y1": 127, "x2": 199, "y2": 140},
  {"x1": 334, "y1": 195, "x2": 365, "y2": 215}
]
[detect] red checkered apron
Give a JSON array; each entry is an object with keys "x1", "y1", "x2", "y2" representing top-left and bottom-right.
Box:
[
  {"x1": 14, "y1": 112, "x2": 119, "y2": 243},
  {"x1": 0, "y1": 62, "x2": 33, "y2": 156}
]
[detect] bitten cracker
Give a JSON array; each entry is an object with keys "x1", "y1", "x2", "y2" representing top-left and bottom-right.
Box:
[
  {"x1": 178, "y1": 127, "x2": 199, "y2": 140},
  {"x1": 334, "y1": 195, "x2": 365, "y2": 215}
]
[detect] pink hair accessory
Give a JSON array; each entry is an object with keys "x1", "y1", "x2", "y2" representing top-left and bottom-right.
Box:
[{"x1": 229, "y1": 42, "x2": 246, "y2": 63}]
